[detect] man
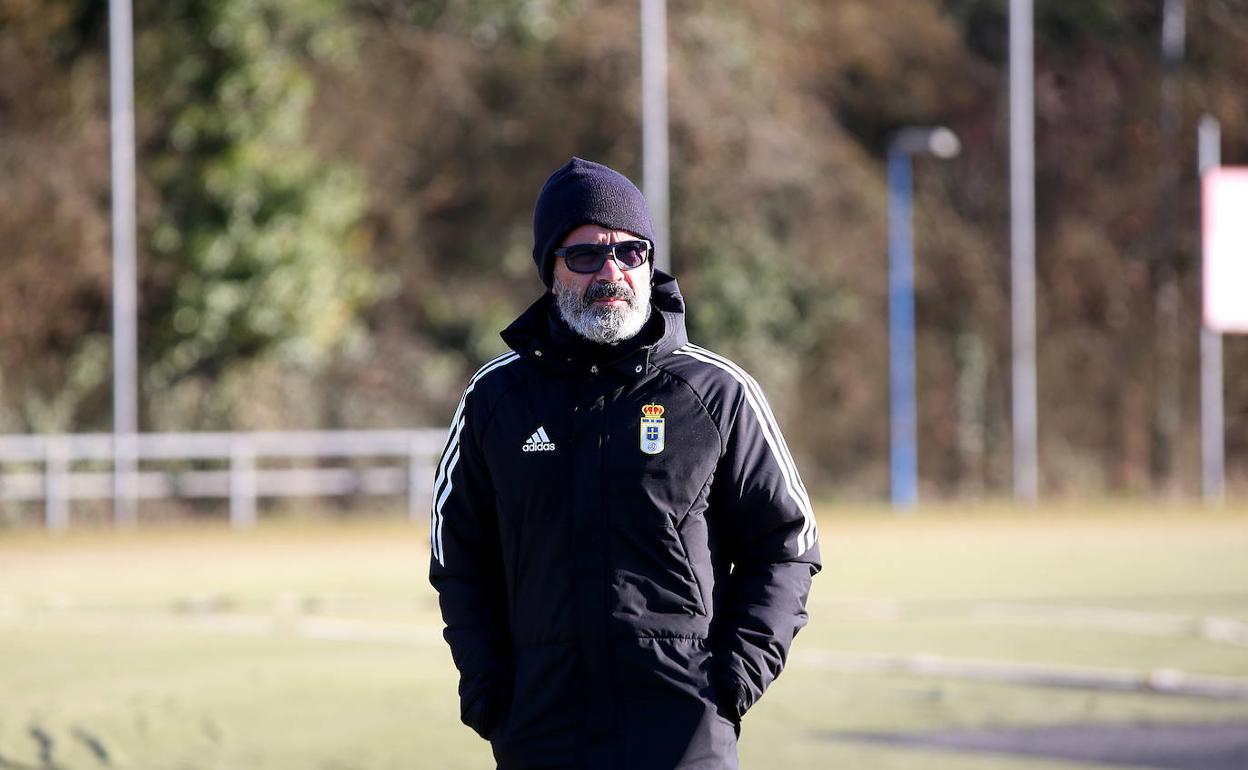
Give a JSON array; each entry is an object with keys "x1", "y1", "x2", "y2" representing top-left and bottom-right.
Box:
[{"x1": 430, "y1": 157, "x2": 820, "y2": 770}]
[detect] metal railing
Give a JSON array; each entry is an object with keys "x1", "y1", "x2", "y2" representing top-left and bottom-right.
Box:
[{"x1": 0, "y1": 430, "x2": 448, "y2": 531}]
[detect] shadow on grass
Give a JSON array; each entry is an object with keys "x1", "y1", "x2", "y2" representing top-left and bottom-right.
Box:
[{"x1": 0, "y1": 723, "x2": 114, "y2": 770}]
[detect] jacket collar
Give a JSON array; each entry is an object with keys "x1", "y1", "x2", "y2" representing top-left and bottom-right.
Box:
[{"x1": 500, "y1": 270, "x2": 688, "y2": 381}]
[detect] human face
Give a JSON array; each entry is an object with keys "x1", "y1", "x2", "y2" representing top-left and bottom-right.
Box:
[{"x1": 552, "y1": 224, "x2": 652, "y2": 345}]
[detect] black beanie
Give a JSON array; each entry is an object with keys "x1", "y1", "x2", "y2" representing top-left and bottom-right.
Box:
[{"x1": 532, "y1": 157, "x2": 657, "y2": 287}]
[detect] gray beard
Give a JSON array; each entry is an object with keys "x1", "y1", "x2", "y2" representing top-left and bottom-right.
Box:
[{"x1": 553, "y1": 276, "x2": 652, "y2": 345}]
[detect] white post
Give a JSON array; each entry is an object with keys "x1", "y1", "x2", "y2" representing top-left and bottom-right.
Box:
[
  {"x1": 640, "y1": 0, "x2": 671, "y2": 273},
  {"x1": 1009, "y1": 0, "x2": 1038, "y2": 504},
  {"x1": 229, "y1": 437, "x2": 256, "y2": 529},
  {"x1": 109, "y1": 0, "x2": 139, "y2": 527},
  {"x1": 113, "y1": 432, "x2": 139, "y2": 528},
  {"x1": 1198, "y1": 115, "x2": 1224, "y2": 505},
  {"x1": 44, "y1": 437, "x2": 70, "y2": 533}
]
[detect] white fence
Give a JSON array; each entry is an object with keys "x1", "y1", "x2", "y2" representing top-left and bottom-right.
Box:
[{"x1": 0, "y1": 430, "x2": 448, "y2": 531}]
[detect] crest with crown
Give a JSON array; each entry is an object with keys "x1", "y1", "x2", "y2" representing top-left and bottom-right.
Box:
[{"x1": 641, "y1": 404, "x2": 664, "y2": 418}]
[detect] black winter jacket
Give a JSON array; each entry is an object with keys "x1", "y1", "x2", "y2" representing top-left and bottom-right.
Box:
[{"x1": 429, "y1": 272, "x2": 821, "y2": 769}]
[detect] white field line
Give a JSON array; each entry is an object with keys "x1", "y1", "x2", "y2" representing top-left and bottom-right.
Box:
[
  {"x1": 1, "y1": 608, "x2": 444, "y2": 646},
  {"x1": 972, "y1": 602, "x2": 1248, "y2": 646},
  {"x1": 820, "y1": 598, "x2": 1248, "y2": 647},
  {"x1": 793, "y1": 648, "x2": 1248, "y2": 700}
]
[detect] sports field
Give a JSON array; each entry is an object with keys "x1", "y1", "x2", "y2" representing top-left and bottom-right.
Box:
[{"x1": 2, "y1": 504, "x2": 1247, "y2": 769}]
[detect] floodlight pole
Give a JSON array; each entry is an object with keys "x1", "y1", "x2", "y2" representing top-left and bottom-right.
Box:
[
  {"x1": 1198, "y1": 115, "x2": 1223, "y2": 505},
  {"x1": 887, "y1": 127, "x2": 960, "y2": 510},
  {"x1": 641, "y1": 0, "x2": 671, "y2": 273},
  {"x1": 109, "y1": 0, "x2": 139, "y2": 526},
  {"x1": 1009, "y1": 0, "x2": 1038, "y2": 504},
  {"x1": 1155, "y1": 0, "x2": 1186, "y2": 490}
]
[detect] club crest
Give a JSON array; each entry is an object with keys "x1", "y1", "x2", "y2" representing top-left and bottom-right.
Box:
[{"x1": 640, "y1": 403, "x2": 665, "y2": 455}]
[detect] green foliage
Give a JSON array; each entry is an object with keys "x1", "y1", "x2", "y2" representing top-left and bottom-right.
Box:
[
  {"x1": 363, "y1": 0, "x2": 579, "y2": 44},
  {"x1": 680, "y1": 209, "x2": 817, "y2": 371},
  {"x1": 137, "y1": 0, "x2": 373, "y2": 403},
  {"x1": 11, "y1": 336, "x2": 110, "y2": 433}
]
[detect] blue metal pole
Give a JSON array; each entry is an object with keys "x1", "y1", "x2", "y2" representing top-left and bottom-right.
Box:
[{"x1": 888, "y1": 148, "x2": 918, "y2": 509}]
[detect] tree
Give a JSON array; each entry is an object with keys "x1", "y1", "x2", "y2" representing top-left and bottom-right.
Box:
[{"x1": 137, "y1": 0, "x2": 373, "y2": 427}]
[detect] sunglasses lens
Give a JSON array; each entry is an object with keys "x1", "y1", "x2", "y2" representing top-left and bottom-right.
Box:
[
  {"x1": 564, "y1": 245, "x2": 607, "y2": 273},
  {"x1": 615, "y1": 241, "x2": 649, "y2": 269}
]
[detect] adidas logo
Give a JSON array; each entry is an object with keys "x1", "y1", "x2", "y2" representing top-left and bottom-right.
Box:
[{"x1": 522, "y1": 426, "x2": 556, "y2": 453}]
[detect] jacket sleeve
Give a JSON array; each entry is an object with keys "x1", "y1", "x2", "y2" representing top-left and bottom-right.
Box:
[
  {"x1": 428, "y1": 385, "x2": 511, "y2": 740},
  {"x1": 709, "y1": 379, "x2": 821, "y2": 721}
]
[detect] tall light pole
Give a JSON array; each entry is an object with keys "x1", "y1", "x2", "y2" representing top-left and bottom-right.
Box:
[
  {"x1": 888, "y1": 127, "x2": 961, "y2": 510},
  {"x1": 1198, "y1": 115, "x2": 1223, "y2": 505},
  {"x1": 1155, "y1": 0, "x2": 1186, "y2": 490},
  {"x1": 109, "y1": 0, "x2": 139, "y2": 526},
  {"x1": 1009, "y1": 0, "x2": 1038, "y2": 504},
  {"x1": 640, "y1": 0, "x2": 670, "y2": 273}
]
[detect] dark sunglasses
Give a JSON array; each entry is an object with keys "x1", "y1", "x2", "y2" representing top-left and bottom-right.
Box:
[{"x1": 554, "y1": 239, "x2": 652, "y2": 274}]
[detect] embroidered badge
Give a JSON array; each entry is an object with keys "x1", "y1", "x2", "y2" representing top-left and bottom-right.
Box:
[{"x1": 640, "y1": 403, "x2": 665, "y2": 455}]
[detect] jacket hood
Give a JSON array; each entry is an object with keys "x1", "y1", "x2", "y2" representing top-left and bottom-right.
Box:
[{"x1": 501, "y1": 270, "x2": 687, "y2": 378}]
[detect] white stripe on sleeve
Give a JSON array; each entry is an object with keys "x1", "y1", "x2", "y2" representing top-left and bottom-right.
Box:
[
  {"x1": 430, "y1": 352, "x2": 520, "y2": 566},
  {"x1": 686, "y1": 344, "x2": 817, "y2": 552},
  {"x1": 674, "y1": 345, "x2": 818, "y2": 555}
]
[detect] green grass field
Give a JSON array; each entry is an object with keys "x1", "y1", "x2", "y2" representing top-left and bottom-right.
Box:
[{"x1": 2, "y1": 504, "x2": 1247, "y2": 769}]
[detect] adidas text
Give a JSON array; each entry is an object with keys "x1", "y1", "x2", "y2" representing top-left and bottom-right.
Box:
[{"x1": 522, "y1": 427, "x2": 556, "y2": 452}]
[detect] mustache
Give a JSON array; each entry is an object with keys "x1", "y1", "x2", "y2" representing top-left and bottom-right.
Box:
[{"x1": 583, "y1": 281, "x2": 635, "y2": 307}]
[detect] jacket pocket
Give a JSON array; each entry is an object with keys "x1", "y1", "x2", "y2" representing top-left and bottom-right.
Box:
[
  {"x1": 669, "y1": 523, "x2": 707, "y2": 616},
  {"x1": 676, "y1": 511, "x2": 713, "y2": 615},
  {"x1": 612, "y1": 522, "x2": 705, "y2": 619},
  {"x1": 491, "y1": 643, "x2": 581, "y2": 765},
  {"x1": 461, "y1": 672, "x2": 509, "y2": 741}
]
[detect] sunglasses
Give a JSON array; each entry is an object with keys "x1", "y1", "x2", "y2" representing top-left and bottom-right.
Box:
[{"x1": 554, "y1": 239, "x2": 652, "y2": 274}]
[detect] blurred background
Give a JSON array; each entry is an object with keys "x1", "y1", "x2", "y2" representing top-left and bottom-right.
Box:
[
  {"x1": 3, "y1": 0, "x2": 1247, "y2": 499},
  {"x1": 2, "y1": 1, "x2": 1248, "y2": 769}
]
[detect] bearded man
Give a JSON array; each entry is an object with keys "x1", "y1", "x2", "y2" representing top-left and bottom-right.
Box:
[{"x1": 430, "y1": 157, "x2": 821, "y2": 770}]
